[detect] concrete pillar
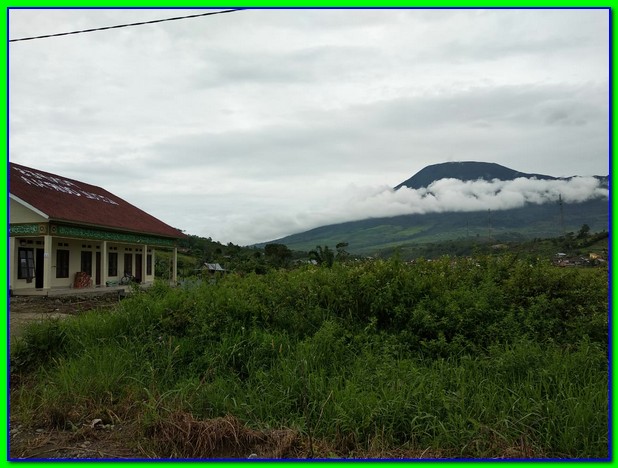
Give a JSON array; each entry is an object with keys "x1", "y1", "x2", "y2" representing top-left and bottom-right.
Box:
[
  {"x1": 101, "y1": 241, "x2": 108, "y2": 286},
  {"x1": 172, "y1": 247, "x2": 178, "y2": 284},
  {"x1": 141, "y1": 244, "x2": 147, "y2": 284},
  {"x1": 9, "y1": 237, "x2": 15, "y2": 291},
  {"x1": 43, "y1": 235, "x2": 52, "y2": 289}
]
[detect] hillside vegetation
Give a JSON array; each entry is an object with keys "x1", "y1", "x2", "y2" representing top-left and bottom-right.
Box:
[
  {"x1": 267, "y1": 161, "x2": 608, "y2": 255},
  {"x1": 11, "y1": 256, "x2": 608, "y2": 458},
  {"x1": 268, "y1": 199, "x2": 608, "y2": 256}
]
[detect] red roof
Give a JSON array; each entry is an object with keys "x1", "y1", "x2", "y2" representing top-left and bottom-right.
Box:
[{"x1": 9, "y1": 162, "x2": 185, "y2": 239}]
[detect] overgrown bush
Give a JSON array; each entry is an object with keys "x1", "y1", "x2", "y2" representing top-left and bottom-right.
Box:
[{"x1": 10, "y1": 258, "x2": 609, "y2": 458}]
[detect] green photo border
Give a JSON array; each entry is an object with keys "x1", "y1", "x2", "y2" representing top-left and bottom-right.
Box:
[{"x1": 2, "y1": 3, "x2": 613, "y2": 467}]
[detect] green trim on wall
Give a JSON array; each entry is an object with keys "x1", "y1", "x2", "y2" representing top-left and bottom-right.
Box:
[
  {"x1": 9, "y1": 223, "x2": 46, "y2": 235},
  {"x1": 53, "y1": 224, "x2": 177, "y2": 247},
  {"x1": 9, "y1": 222, "x2": 176, "y2": 247}
]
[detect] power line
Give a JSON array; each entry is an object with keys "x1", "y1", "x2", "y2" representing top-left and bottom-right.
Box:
[{"x1": 9, "y1": 9, "x2": 243, "y2": 43}]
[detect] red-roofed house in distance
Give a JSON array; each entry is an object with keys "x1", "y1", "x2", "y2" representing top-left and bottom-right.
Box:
[{"x1": 9, "y1": 163, "x2": 186, "y2": 295}]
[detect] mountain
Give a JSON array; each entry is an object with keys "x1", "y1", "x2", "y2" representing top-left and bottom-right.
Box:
[
  {"x1": 394, "y1": 161, "x2": 556, "y2": 190},
  {"x1": 266, "y1": 199, "x2": 608, "y2": 255},
  {"x1": 264, "y1": 162, "x2": 609, "y2": 256}
]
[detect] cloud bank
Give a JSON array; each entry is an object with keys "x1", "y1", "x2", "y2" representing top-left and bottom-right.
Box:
[
  {"x1": 343, "y1": 176, "x2": 608, "y2": 218},
  {"x1": 219, "y1": 176, "x2": 608, "y2": 245}
]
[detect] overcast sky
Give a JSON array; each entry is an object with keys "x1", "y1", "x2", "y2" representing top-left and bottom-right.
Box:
[{"x1": 8, "y1": 8, "x2": 609, "y2": 245}]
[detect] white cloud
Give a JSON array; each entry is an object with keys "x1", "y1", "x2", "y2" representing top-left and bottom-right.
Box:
[
  {"x1": 8, "y1": 8, "x2": 609, "y2": 245},
  {"x1": 216, "y1": 177, "x2": 608, "y2": 245}
]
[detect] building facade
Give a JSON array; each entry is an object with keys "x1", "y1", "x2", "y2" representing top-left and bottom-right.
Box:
[{"x1": 9, "y1": 163, "x2": 185, "y2": 295}]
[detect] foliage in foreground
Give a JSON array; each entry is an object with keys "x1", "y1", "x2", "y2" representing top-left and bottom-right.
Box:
[{"x1": 11, "y1": 256, "x2": 609, "y2": 458}]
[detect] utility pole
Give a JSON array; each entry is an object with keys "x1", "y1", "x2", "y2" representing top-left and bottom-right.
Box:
[{"x1": 488, "y1": 209, "x2": 492, "y2": 242}]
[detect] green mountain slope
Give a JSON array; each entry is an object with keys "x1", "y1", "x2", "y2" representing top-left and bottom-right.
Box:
[
  {"x1": 263, "y1": 162, "x2": 608, "y2": 255},
  {"x1": 269, "y1": 199, "x2": 608, "y2": 256}
]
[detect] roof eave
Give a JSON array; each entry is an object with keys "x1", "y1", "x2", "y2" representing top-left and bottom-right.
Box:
[
  {"x1": 49, "y1": 218, "x2": 185, "y2": 240},
  {"x1": 9, "y1": 193, "x2": 50, "y2": 220}
]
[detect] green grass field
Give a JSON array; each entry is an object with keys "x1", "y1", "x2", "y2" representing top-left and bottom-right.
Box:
[{"x1": 10, "y1": 257, "x2": 609, "y2": 458}]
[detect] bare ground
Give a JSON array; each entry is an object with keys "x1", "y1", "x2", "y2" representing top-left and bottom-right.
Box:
[
  {"x1": 9, "y1": 294, "x2": 121, "y2": 342},
  {"x1": 9, "y1": 419, "x2": 145, "y2": 459}
]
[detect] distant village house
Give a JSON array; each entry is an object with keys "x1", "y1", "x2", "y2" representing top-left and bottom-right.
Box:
[
  {"x1": 201, "y1": 263, "x2": 226, "y2": 275},
  {"x1": 9, "y1": 163, "x2": 186, "y2": 295}
]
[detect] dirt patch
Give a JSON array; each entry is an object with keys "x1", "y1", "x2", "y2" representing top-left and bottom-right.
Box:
[
  {"x1": 9, "y1": 418, "x2": 144, "y2": 459},
  {"x1": 9, "y1": 411, "x2": 449, "y2": 460},
  {"x1": 9, "y1": 294, "x2": 122, "y2": 342}
]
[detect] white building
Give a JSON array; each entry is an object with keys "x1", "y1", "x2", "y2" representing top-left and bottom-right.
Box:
[{"x1": 9, "y1": 163, "x2": 185, "y2": 295}]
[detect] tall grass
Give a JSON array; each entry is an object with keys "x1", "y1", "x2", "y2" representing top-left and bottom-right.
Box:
[{"x1": 10, "y1": 257, "x2": 609, "y2": 458}]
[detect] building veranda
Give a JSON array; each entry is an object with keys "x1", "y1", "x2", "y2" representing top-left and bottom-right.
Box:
[{"x1": 9, "y1": 163, "x2": 186, "y2": 296}]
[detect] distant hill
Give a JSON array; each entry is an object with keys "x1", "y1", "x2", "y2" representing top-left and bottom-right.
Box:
[
  {"x1": 394, "y1": 161, "x2": 557, "y2": 190},
  {"x1": 263, "y1": 161, "x2": 609, "y2": 256},
  {"x1": 266, "y1": 199, "x2": 608, "y2": 256}
]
